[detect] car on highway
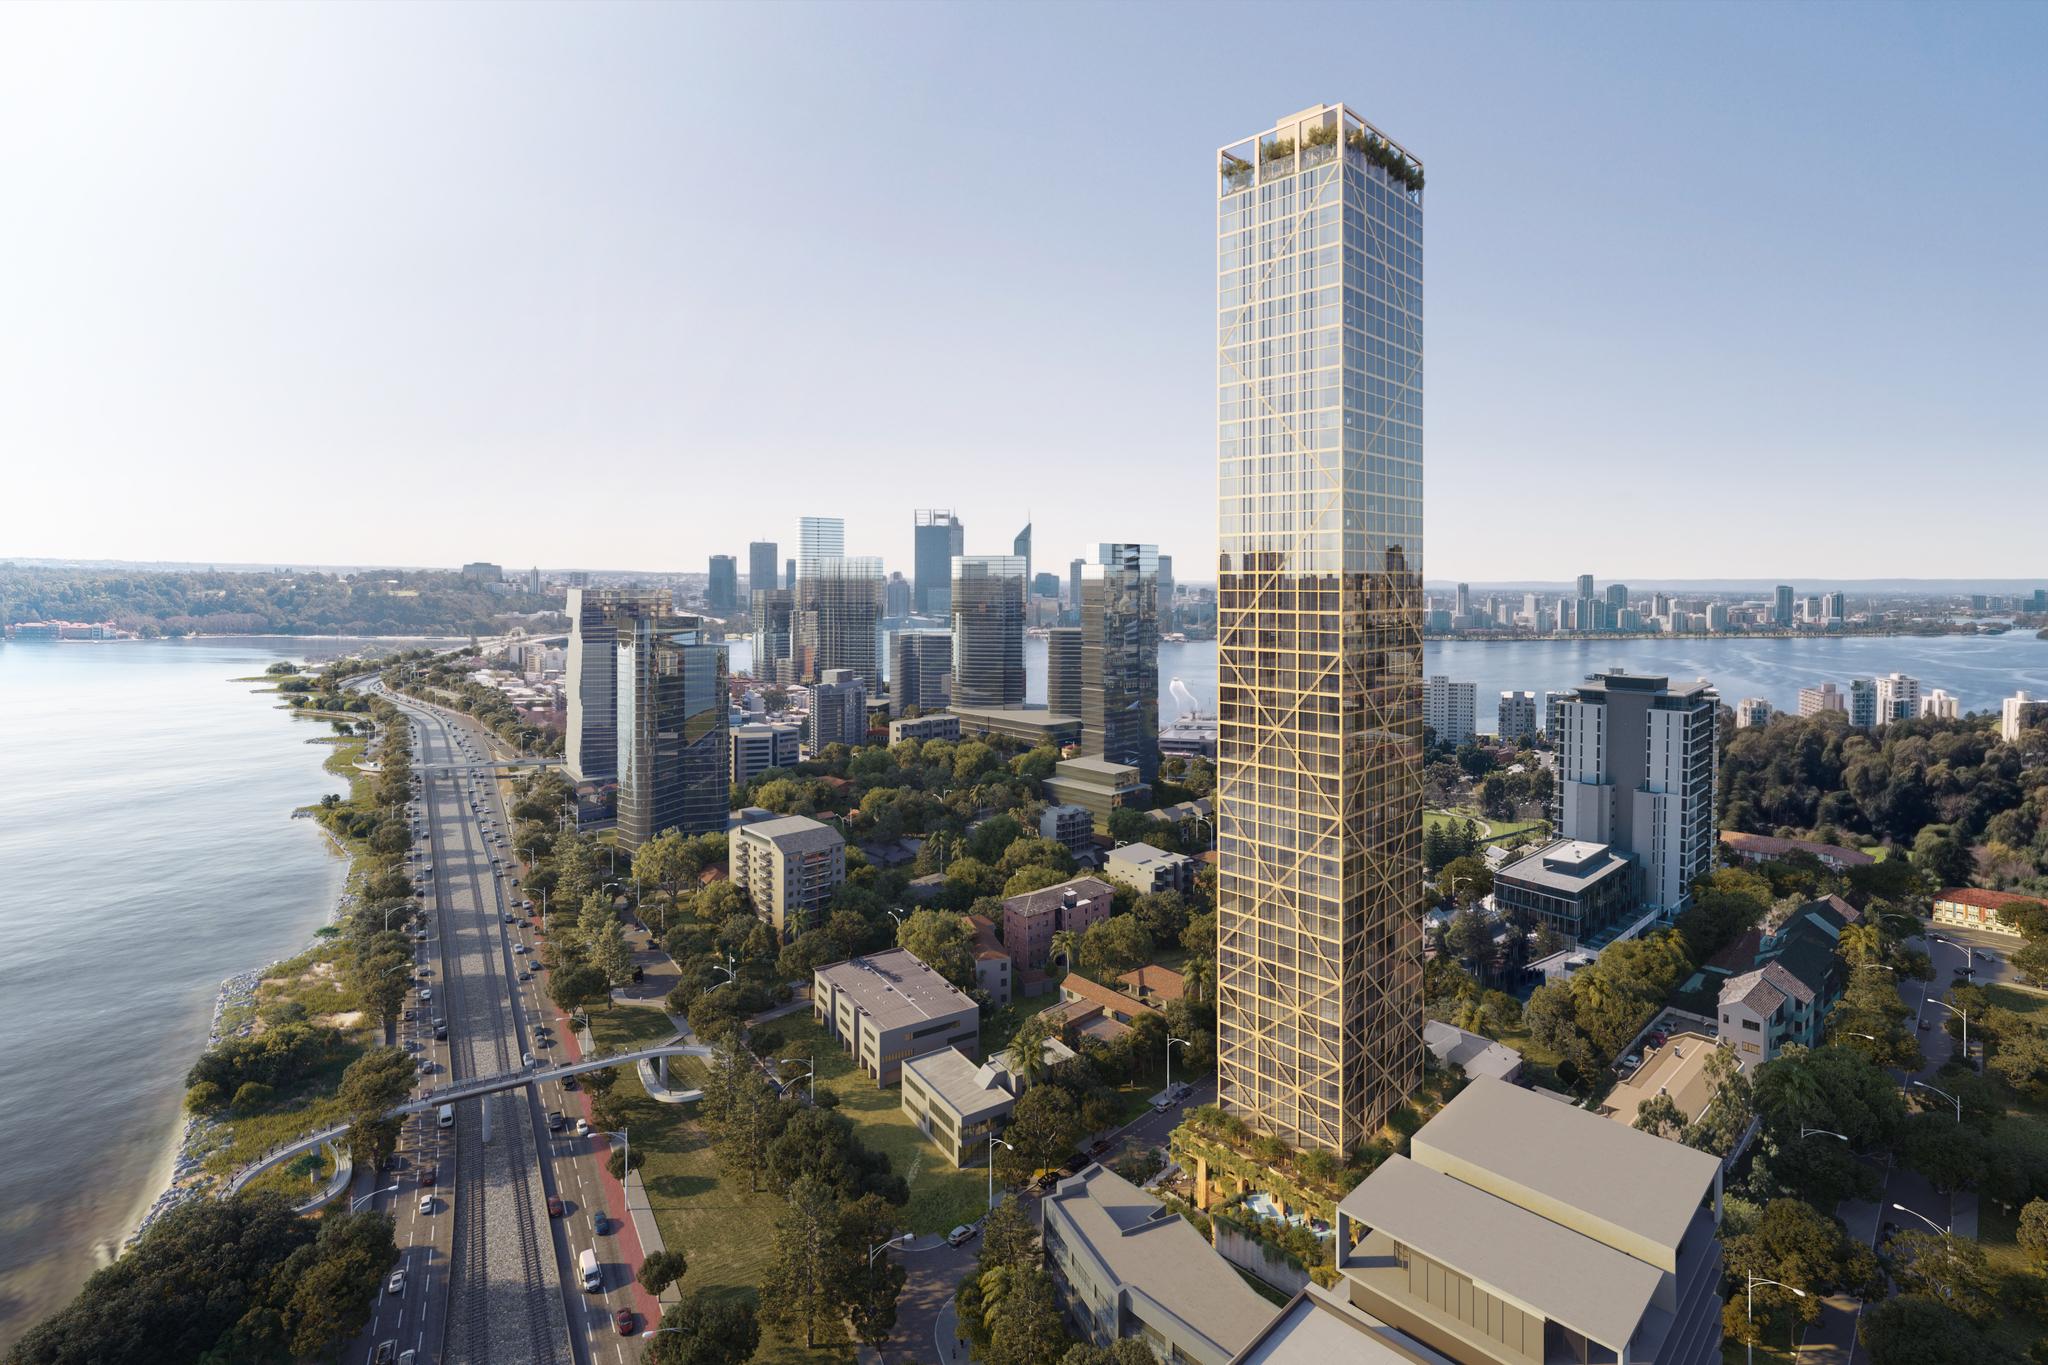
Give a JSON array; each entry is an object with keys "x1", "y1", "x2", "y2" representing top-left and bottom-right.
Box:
[
  {"x1": 374, "y1": 1342, "x2": 396, "y2": 1364},
  {"x1": 518, "y1": 969, "x2": 532, "y2": 981},
  {"x1": 435, "y1": 1025, "x2": 448, "y2": 1040},
  {"x1": 614, "y1": 1310, "x2": 635, "y2": 1336},
  {"x1": 548, "y1": 1111, "x2": 565, "y2": 1131},
  {"x1": 387, "y1": 1269, "x2": 406, "y2": 1295},
  {"x1": 575, "y1": 1118, "x2": 591, "y2": 1136},
  {"x1": 419, "y1": 988, "x2": 432, "y2": 1003},
  {"x1": 418, "y1": 1167, "x2": 435, "y2": 1187},
  {"x1": 547, "y1": 1196, "x2": 564, "y2": 1217},
  {"x1": 523, "y1": 1053, "x2": 539, "y2": 1068},
  {"x1": 417, "y1": 1195, "x2": 435, "y2": 1215},
  {"x1": 513, "y1": 943, "x2": 528, "y2": 955},
  {"x1": 947, "y1": 1224, "x2": 978, "y2": 1247}
]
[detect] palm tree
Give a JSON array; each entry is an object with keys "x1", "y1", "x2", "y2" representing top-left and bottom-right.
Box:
[
  {"x1": 1006, "y1": 1010, "x2": 1060, "y2": 1087},
  {"x1": 1048, "y1": 929, "x2": 1079, "y2": 976}
]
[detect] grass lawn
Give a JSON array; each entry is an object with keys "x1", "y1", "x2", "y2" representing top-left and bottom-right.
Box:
[
  {"x1": 1984, "y1": 981, "x2": 2048, "y2": 1023},
  {"x1": 1424, "y1": 808, "x2": 1546, "y2": 845},
  {"x1": 586, "y1": 1006, "x2": 855, "y2": 1365}
]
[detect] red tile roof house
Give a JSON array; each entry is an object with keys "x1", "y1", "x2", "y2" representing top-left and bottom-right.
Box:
[
  {"x1": 1720, "y1": 831, "x2": 1874, "y2": 870},
  {"x1": 1932, "y1": 887, "x2": 2045, "y2": 937}
]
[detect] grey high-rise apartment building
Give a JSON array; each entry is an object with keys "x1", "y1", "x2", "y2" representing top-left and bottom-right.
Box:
[
  {"x1": 708, "y1": 555, "x2": 739, "y2": 615},
  {"x1": 950, "y1": 554, "x2": 1027, "y2": 709},
  {"x1": 566, "y1": 586, "x2": 668, "y2": 784},
  {"x1": 799, "y1": 516, "x2": 845, "y2": 577},
  {"x1": 1067, "y1": 558, "x2": 1084, "y2": 624},
  {"x1": 1575, "y1": 573, "x2": 1595, "y2": 599},
  {"x1": 797, "y1": 556, "x2": 884, "y2": 688},
  {"x1": 1046, "y1": 626, "x2": 1083, "y2": 719},
  {"x1": 1774, "y1": 584, "x2": 1796, "y2": 627},
  {"x1": 1081, "y1": 543, "x2": 1160, "y2": 782},
  {"x1": 748, "y1": 542, "x2": 779, "y2": 596},
  {"x1": 884, "y1": 571, "x2": 912, "y2": 619},
  {"x1": 1215, "y1": 103, "x2": 1425, "y2": 1154},
  {"x1": 890, "y1": 630, "x2": 953, "y2": 715},
  {"x1": 785, "y1": 558, "x2": 796, "y2": 590},
  {"x1": 1554, "y1": 672, "x2": 1718, "y2": 917},
  {"x1": 914, "y1": 510, "x2": 965, "y2": 616},
  {"x1": 615, "y1": 611, "x2": 728, "y2": 852}
]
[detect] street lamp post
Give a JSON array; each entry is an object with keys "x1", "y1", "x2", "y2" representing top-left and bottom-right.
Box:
[
  {"x1": 1800, "y1": 1127, "x2": 1851, "y2": 1143},
  {"x1": 1891, "y1": 1202, "x2": 1952, "y2": 1236},
  {"x1": 868, "y1": 1233, "x2": 911, "y2": 1267},
  {"x1": 1166, "y1": 1037, "x2": 1189, "y2": 1098},
  {"x1": 775, "y1": 1058, "x2": 816, "y2": 1102},
  {"x1": 1927, "y1": 934, "x2": 1973, "y2": 983},
  {"x1": 708, "y1": 955, "x2": 738, "y2": 992},
  {"x1": 1745, "y1": 1274, "x2": 1806, "y2": 1364},
  {"x1": 604, "y1": 1129, "x2": 630, "y2": 1185},
  {"x1": 988, "y1": 1136, "x2": 1014, "y2": 1211},
  {"x1": 1911, "y1": 1079, "x2": 1963, "y2": 1123},
  {"x1": 886, "y1": 908, "x2": 905, "y2": 928}
]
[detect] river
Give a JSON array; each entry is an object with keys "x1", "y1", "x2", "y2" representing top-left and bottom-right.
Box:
[
  {"x1": 725, "y1": 630, "x2": 2048, "y2": 727},
  {"x1": 0, "y1": 637, "x2": 450, "y2": 1351}
]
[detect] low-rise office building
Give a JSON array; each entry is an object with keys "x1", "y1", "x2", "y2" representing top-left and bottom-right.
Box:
[
  {"x1": 813, "y1": 948, "x2": 980, "y2": 1085},
  {"x1": 1719, "y1": 831, "x2": 1873, "y2": 871},
  {"x1": 730, "y1": 722, "x2": 801, "y2": 789},
  {"x1": 948, "y1": 703, "x2": 1083, "y2": 748},
  {"x1": 1104, "y1": 842, "x2": 1196, "y2": 895},
  {"x1": 889, "y1": 713, "x2": 961, "y2": 743},
  {"x1": 1302, "y1": 1077, "x2": 1723, "y2": 1365},
  {"x1": 1044, "y1": 1165, "x2": 1279, "y2": 1365},
  {"x1": 1039, "y1": 803, "x2": 1096, "y2": 857},
  {"x1": 731, "y1": 814, "x2": 846, "y2": 939},
  {"x1": 900, "y1": 1036, "x2": 1075, "y2": 1167},
  {"x1": 1932, "y1": 885, "x2": 2039, "y2": 936},
  {"x1": 1491, "y1": 840, "x2": 1638, "y2": 946},
  {"x1": 1043, "y1": 756, "x2": 1150, "y2": 830}
]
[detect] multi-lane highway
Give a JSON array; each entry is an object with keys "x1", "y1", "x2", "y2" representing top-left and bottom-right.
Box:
[{"x1": 343, "y1": 682, "x2": 644, "y2": 1365}]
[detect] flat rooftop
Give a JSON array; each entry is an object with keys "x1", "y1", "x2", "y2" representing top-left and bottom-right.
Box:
[
  {"x1": 737, "y1": 813, "x2": 844, "y2": 853},
  {"x1": 1601, "y1": 1033, "x2": 1721, "y2": 1129},
  {"x1": 1496, "y1": 838, "x2": 1633, "y2": 894},
  {"x1": 1407, "y1": 1076, "x2": 1720, "y2": 1265},
  {"x1": 902, "y1": 1047, "x2": 1012, "y2": 1120},
  {"x1": 815, "y1": 947, "x2": 977, "y2": 1030}
]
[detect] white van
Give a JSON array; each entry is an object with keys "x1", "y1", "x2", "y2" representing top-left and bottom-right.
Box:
[
  {"x1": 578, "y1": 1248, "x2": 601, "y2": 1292},
  {"x1": 437, "y1": 1104, "x2": 455, "y2": 1129}
]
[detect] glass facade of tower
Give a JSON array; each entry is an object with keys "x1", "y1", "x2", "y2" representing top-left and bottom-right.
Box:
[
  {"x1": 1214, "y1": 103, "x2": 1425, "y2": 1154},
  {"x1": 566, "y1": 587, "x2": 667, "y2": 784},
  {"x1": 1081, "y1": 544, "x2": 1160, "y2": 782},
  {"x1": 615, "y1": 613, "x2": 728, "y2": 852},
  {"x1": 890, "y1": 629, "x2": 953, "y2": 713},
  {"x1": 914, "y1": 510, "x2": 964, "y2": 616},
  {"x1": 1046, "y1": 626, "x2": 1083, "y2": 719},
  {"x1": 797, "y1": 556, "x2": 884, "y2": 688},
  {"x1": 949, "y1": 554, "x2": 1026, "y2": 709}
]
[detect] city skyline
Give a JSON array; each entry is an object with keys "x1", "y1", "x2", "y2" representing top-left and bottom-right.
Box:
[{"x1": 5, "y1": 3, "x2": 2046, "y2": 577}]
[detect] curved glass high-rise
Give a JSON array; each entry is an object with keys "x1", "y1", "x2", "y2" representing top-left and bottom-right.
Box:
[
  {"x1": 1214, "y1": 103, "x2": 1425, "y2": 1154},
  {"x1": 950, "y1": 554, "x2": 1026, "y2": 709}
]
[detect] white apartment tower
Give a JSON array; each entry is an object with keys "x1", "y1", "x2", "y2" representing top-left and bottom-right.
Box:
[
  {"x1": 1875, "y1": 673, "x2": 1921, "y2": 726},
  {"x1": 1798, "y1": 682, "x2": 1846, "y2": 717},
  {"x1": 2003, "y1": 691, "x2": 2048, "y2": 742},
  {"x1": 1424, "y1": 675, "x2": 1476, "y2": 747},
  {"x1": 1497, "y1": 690, "x2": 1539, "y2": 742},
  {"x1": 1554, "y1": 672, "x2": 1718, "y2": 916}
]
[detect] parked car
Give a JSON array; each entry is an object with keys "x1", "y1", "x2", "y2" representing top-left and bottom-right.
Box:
[
  {"x1": 418, "y1": 1168, "x2": 435, "y2": 1187},
  {"x1": 575, "y1": 1118, "x2": 591, "y2": 1136},
  {"x1": 947, "y1": 1224, "x2": 978, "y2": 1247},
  {"x1": 547, "y1": 1196, "x2": 565, "y2": 1217},
  {"x1": 614, "y1": 1310, "x2": 635, "y2": 1336}
]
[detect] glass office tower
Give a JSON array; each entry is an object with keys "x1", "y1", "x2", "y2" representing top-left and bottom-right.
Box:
[
  {"x1": 799, "y1": 516, "x2": 845, "y2": 577},
  {"x1": 890, "y1": 630, "x2": 953, "y2": 714},
  {"x1": 1081, "y1": 544, "x2": 1160, "y2": 782},
  {"x1": 566, "y1": 587, "x2": 667, "y2": 784},
  {"x1": 748, "y1": 541, "x2": 779, "y2": 596},
  {"x1": 1046, "y1": 626, "x2": 1083, "y2": 719},
  {"x1": 1214, "y1": 103, "x2": 1425, "y2": 1153},
  {"x1": 914, "y1": 510, "x2": 965, "y2": 616},
  {"x1": 797, "y1": 556, "x2": 885, "y2": 689},
  {"x1": 949, "y1": 554, "x2": 1026, "y2": 709},
  {"x1": 615, "y1": 612, "x2": 728, "y2": 852}
]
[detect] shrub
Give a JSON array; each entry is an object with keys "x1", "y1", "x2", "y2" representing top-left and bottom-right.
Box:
[
  {"x1": 231, "y1": 1082, "x2": 275, "y2": 1114},
  {"x1": 185, "y1": 1082, "x2": 225, "y2": 1115}
]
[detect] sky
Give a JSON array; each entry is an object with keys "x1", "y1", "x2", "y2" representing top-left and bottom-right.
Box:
[{"x1": 2, "y1": 1, "x2": 2044, "y2": 582}]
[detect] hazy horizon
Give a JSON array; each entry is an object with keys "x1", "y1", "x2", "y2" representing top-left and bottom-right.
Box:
[{"x1": 4, "y1": 1, "x2": 2043, "y2": 578}]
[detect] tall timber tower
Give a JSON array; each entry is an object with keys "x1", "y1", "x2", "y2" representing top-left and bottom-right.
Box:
[{"x1": 1214, "y1": 104, "x2": 1426, "y2": 1153}]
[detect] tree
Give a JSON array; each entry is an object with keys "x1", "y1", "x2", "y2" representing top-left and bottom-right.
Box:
[
  {"x1": 1884, "y1": 1230, "x2": 1998, "y2": 1319},
  {"x1": 713, "y1": 1066, "x2": 786, "y2": 1193},
  {"x1": 637, "y1": 1247, "x2": 689, "y2": 1296},
  {"x1": 607, "y1": 1146, "x2": 647, "y2": 1180},
  {"x1": 1077, "y1": 913, "x2": 1152, "y2": 980},
  {"x1": 591, "y1": 918, "x2": 634, "y2": 989},
  {"x1": 979, "y1": 1195, "x2": 1037, "y2": 1274},
  {"x1": 839, "y1": 1193, "x2": 909, "y2": 1349},
  {"x1": 1059, "y1": 1343, "x2": 1158, "y2": 1365},
  {"x1": 281, "y1": 1211, "x2": 398, "y2": 1358},
  {"x1": 643, "y1": 1290, "x2": 760, "y2": 1365},
  {"x1": 1005, "y1": 1010, "x2": 1063, "y2": 1087},
  {"x1": 1859, "y1": 1295, "x2": 2009, "y2": 1365},
  {"x1": 998, "y1": 1085, "x2": 1084, "y2": 1184},
  {"x1": 980, "y1": 1263, "x2": 1068, "y2": 1365},
  {"x1": 1633, "y1": 1093, "x2": 1686, "y2": 1140},
  {"x1": 759, "y1": 1175, "x2": 847, "y2": 1349},
  {"x1": 1897, "y1": 1111, "x2": 1989, "y2": 1192},
  {"x1": 550, "y1": 963, "x2": 610, "y2": 1015},
  {"x1": 896, "y1": 908, "x2": 978, "y2": 989},
  {"x1": 1987, "y1": 1031, "x2": 2048, "y2": 1098},
  {"x1": 2017, "y1": 1198, "x2": 2048, "y2": 1268}
]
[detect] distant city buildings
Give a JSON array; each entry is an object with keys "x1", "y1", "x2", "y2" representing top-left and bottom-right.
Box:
[
  {"x1": 797, "y1": 515, "x2": 844, "y2": 577},
  {"x1": 707, "y1": 554, "x2": 738, "y2": 615},
  {"x1": 950, "y1": 554, "x2": 1027, "y2": 708},
  {"x1": 913, "y1": 509, "x2": 964, "y2": 616},
  {"x1": 729, "y1": 721, "x2": 800, "y2": 788},
  {"x1": 1497, "y1": 689, "x2": 1538, "y2": 742},
  {"x1": 1797, "y1": 681, "x2": 1846, "y2": 717},
  {"x1": 1875, "y1": 672, "x2": 1921, "y2": 725},
  {"x1": 804, "y1": 668, "x2": 868, "y2": 751},
  {"x1": 796, "y1": 556, "x2": 883, "y2": 689},
  {"x1": 2002, "y1": 690, "x2": 2047, "y2": 742},
  {"x1": 889, "y1": 630, "x2": 952, "y2": 715},
  {"x1": 1046, "y1": 626, "x2": 1083, "y2": 720},
  {"x1": 1920, "y1": 688, "x2": 1959, "y2": 720},
  {"x1": 748, "y1": 541, "x2": 779, "y2": 596},
  {"x1": 1554, "y1": 672, "x2": 1717, "y2": 916},
  {"x1": 750, "y1": 587, "x2": 795, "y2": 684},
  {"x1": 1734, "y1": 696, "x2": 1774, "y2": 728},
  {"x1": 1424, "y1": 675, "x2": 1476, "y2": 747},
  {"x1": 460, "y1": 561, "x2": 504, "y2": 582},
  {"x1": 614, "y1": 609, "x2": 727, "y2": 851},
  {"x1": 1849, "y1": 677, "x2": 1878, "y2": 728},
  {"x1": 1081, "y1": 543, "x2": 1161, "y2": 781},
  {"x1": 565, "y1": 586, "x2": 667, "y2": 784}
]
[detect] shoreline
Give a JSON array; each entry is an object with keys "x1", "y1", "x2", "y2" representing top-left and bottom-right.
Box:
[{"x1": 117, "y1": 721, "x2": 366, "y2": 1254}]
